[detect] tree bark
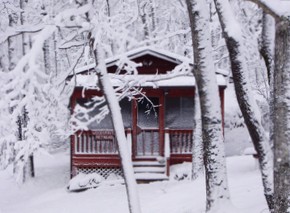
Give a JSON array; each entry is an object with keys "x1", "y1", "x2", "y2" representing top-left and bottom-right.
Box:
[
  {"x1": 192, "y1": 87, "x2": 203, "y2": 180},
  {"x1": 260, "y1": 13, "x2": 275, "y2": 175},
  {"x1": 8, "y1": 14, "x2": 18, "y2": 71},
  {"x1": 273, "y1": 18, "x2": 290, "y2": 213},
  {"x1": 244, "y1": 1, "x2": 290, "y2": 209},
  {"x1": 186, "y1": 0, "x2": 230, "y2": 211},
  {"x1": 138, "y1": 0, "x2": 150, "y2": 41},
  {"x1": 20, "y1": 0, "x2": 35, "y2": 182},
  {"x1": 260, "y1": 13, "x2": 275, "y2": 85},
  {"x1": 213, "y1": 0, "x2": 274, "y2": 210}
]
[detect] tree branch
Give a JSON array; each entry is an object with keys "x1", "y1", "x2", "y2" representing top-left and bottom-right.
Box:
[
  {"x1": 246, "y1": 0, "x2": 289, "y2": 20},
  {"x1": 0, "y1": 24, "x2": 44, "y2": 44}
]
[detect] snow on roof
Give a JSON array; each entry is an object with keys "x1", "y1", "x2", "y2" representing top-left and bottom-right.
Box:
[
  {"x1": 70, "y1": 46, "x2": 228, "y2": 87},
  {"x1": 107, "y1": 46, "x2": 192, "y2": 65},
  {"x1": 74, "y1": 46, "x2": 192, "y2": 74},
  {"x1": 71, "y1": 73, "x2": 227, "y2": 88}
]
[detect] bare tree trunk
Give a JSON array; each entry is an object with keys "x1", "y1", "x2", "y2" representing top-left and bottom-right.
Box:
[
  {"x1": 148, "y1": 0, "x2": 156, "y2": 35},
  {"x1": 260, "y1": 13, "x2": 275, "y2": 85},
  {"x1": 273, "y1": 18, "x2": 290, "y2": 213},
  {"x1": 138, "y1": 0, "x2": 150, "y2": 41},
  {"x1": 213, "y1": 0, "x2": 274, "y2": 210},
  {"x1": 89, "y1": 37, "x2": 141, "y2": 213},
  {"x1": 261, "y1": 13, "x2": 275, "y2": 146},
  {"x1": 20, "y1": 0, "x2": 35, "y2": 181},
  {"x1": 43, "y1": 40, "x2": 51, "y2": 74},
  {"x1": 8, "y1": 15, "x2": 18, "y2": 71},
  {"x1": 186, "y1": 0, "x2": 230, "y2": 211},
  {"x1": 105, "y1": 0, "x2": 111, "y2": 17},
  {"x1": 192, "y1": 87, "x2": 203, "y2": 180}
]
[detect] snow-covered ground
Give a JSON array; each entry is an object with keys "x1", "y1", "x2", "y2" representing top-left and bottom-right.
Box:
[
  {"x1": 224, "y1": 82, "x2": 253, "y2": 156},
  {"x1": 0, "y1": 150, "x2": 268, "y2": 213}
]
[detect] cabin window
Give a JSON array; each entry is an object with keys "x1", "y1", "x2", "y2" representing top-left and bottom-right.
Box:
[
  {"x1": 137, "y1": 97, "x2": 159, "y2": 128},
  {"x1": 75, "y1": 97, "x2": 132, "y2": 130},
  {"x1": 165, "y1": 96, "x2": 194, "y2": 129},
  {"x1": 75, "y1": 98, "x2": 113, "y2": 130},
  {"x1": 120, "y1": 98, "x2": 132, "y2": 128}
]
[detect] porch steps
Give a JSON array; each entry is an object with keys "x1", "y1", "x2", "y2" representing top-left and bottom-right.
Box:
[
  {"x1": 133, "y1": 160, "x2": 169, "y2": 182},
  {"x1": 134, "y1": 166, "x2": 165, "y2": 173}
]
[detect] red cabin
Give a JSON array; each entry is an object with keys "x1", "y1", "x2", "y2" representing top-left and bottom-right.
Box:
[{"x1": 69, "y1": 47, "x2": 227, "y2": 181}]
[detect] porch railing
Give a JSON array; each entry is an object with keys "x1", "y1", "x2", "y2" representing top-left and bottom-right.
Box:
[
  {"x1": 74, "y1": 130, "x2": 118, "y2": 154},
  {"x1": 73, "y1": 129, "x2": 193, "y2": 155},
  {"x1": 168, "y1": 129, "x2": 193, "y2": 154}
]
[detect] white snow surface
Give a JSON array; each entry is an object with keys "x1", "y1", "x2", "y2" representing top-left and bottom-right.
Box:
[
  {"x1": 0, "y1": 151, "x2": 269, "y2": 213},
  {"x1": 74, "y1": 74, "x2": 227, "y2": 88}
]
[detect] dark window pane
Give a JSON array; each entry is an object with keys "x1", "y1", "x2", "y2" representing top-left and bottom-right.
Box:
[
  {"x1": 165, "y1": 97, "x2": 194, "y2": 129},
  {"x1": 75, "y1": 98, "x2": 113, "y2": 130},
  {"x1": 75, "y1": 97, "x2": 132, "y2": 130},
  {"x1": 120, "y1": 98, "x2": 132, "y2": 128},
  {"x1": 137, "y1": 97, "x2": 159, "y2": 128}
]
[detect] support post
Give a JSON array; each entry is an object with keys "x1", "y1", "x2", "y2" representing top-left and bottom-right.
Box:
[
  {"x1": 164, "y1": 128, "x2": 170, "y2": 177},
  {"x1": 126, "y1": 128, "x2": 132, "y2": 158},
  {"x1": 164, "y1": 128, "x2": 170, "y2": 159}
]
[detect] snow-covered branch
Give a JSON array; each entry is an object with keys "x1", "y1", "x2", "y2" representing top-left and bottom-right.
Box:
[
  {"x1": 247, "y1": 0, "x2": 290, "y2": 19},
  {"x1": 0, "y1": 24, "x2": 44, "y2": 44},
  {"x1": 136, "y1": 28, "x2": 191, "y2": 48}
]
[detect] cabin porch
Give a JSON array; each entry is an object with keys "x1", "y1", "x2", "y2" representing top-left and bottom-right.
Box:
[
  {"x1": 70, "y1": 87, "x2": 201, "y2": 180},
  {"x1": 70, "y1": 128, "x2": 193, "y2": 181}
]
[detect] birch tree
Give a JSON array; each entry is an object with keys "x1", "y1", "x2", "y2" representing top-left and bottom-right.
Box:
[
  {"x1": 84, "y1": 2, "x2": 142, "y2": 212},
  {"x1": 260, "y1": 13, "x2": 275, "y2": 159},
  {"x1": 191, "y1": 88, "x2": 203, "y2": 180},
  {"x1": 212, "y1": 0, "x2": 274, "y2": 209},
  {"x1": 246, "y1": 1, "x2": 290, "y2": 212},
  {"x1": 186, "y1": 0, "x2": 230, "y2": 211}
]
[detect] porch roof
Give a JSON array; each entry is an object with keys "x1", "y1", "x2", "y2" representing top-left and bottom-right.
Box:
[{"x1": 70, "y1": 73, "x2": 227, "y2": 88}]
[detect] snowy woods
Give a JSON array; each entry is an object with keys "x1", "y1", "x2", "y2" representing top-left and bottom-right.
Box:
[{"x1": 0, "y1": 0, "x2": 289, "y2": 213}]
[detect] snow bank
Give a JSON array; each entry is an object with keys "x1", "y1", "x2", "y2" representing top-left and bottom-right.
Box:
[
  {"x1": 170, "y1": 162, "x2": 192, "y2": 181},
  {"x1": 68, "y1": 173, "x2": 104, "y2": 191},
  {"x1": 68, "y1": 172, "x2": 124, "y2": 191}
]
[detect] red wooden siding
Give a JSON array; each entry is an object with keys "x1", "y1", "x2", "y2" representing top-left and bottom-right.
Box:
[{"x1": 107, "y1": 54, "x2": 179, "y2": 75}]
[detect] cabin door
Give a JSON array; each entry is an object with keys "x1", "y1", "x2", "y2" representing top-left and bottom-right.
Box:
[{"x1": 134, "y1": 96, "x2": 162, "y2": 158}]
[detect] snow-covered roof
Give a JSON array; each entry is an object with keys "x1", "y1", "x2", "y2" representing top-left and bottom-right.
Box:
[
  {"x1": 71, "y1": 46, "x2": 228, "y2": 87},
  {"x1": 106, "y1": 46, "x2": 192, "y2": 66},
  {"x1": 70, "y1": 73, "x2": 227, "y2": 88},
  {"x1": 75, "y1": 46, "x2": 192, "y2": 74}
]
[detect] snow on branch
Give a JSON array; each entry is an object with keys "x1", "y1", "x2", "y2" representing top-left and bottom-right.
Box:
[
  {"x1": 0, "y1": 24, "x2": 44, "y2": 44},
  {"x1": 136, "y1": 28, "x2": 191, "y2": 48},
  {"x1": 247, "y1": 0, "x2": 290, "y2": 19}
]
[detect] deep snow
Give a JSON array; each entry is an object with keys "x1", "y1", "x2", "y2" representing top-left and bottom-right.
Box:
[{"x1": 0, "y1": 150, "x2": 268, "y2": 213}]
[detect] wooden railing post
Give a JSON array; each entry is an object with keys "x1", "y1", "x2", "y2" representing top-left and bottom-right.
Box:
[
  {"x1": 126, "y1": 128, "x2": 132, "y2": 157},
  {"x1": 164, "y1": 128, "x2": 171, "y2": 177},
  {"x1": 164, "y1": 128, "x2": 170, "y2": 158}
]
